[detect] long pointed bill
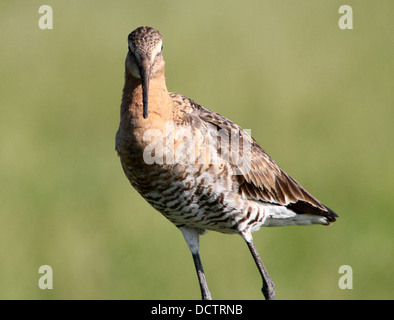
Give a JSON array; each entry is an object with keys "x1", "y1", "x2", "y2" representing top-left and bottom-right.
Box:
[{"x1": 140, "y1": 59, "x2": 151, "y2": 119}]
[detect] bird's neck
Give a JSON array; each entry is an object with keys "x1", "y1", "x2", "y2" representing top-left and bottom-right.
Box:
[{"x1": 121, "y1": 70, "x2": 173, "y2": 128}]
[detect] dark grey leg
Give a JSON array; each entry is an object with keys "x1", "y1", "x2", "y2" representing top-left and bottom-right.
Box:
[
  {"x1": 192, "y1": 252, "x2": 212, "y2": 300},
  {"x1": 245, "y1": 239, "x2": 275, "y2": 300},
  {"x1": 180, "y1": 227, "x2": 212, "y2": 300}
]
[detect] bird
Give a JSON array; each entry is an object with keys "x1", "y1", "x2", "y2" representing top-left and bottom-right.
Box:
[{"x1": 115, "y1": 26, "x2": 338, "y2": 300}]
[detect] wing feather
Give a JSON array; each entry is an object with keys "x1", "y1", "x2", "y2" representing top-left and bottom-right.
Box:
[{"x1": 183, "y1": 98, "x2": 337, "y2": 223}]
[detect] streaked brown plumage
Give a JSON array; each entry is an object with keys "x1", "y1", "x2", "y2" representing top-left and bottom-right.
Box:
[{"x1": 115, "y1": 26, "x2": 338, "y2": 300}]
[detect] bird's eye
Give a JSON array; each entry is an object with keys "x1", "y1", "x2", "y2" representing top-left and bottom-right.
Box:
[{"x1": 161, "y1": 44, "x2": 163, "y2": 51}]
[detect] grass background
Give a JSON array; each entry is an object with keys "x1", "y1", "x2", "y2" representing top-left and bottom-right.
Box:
[{"x1": 0, "y1": 1, "x2": 392, "y2": 299}]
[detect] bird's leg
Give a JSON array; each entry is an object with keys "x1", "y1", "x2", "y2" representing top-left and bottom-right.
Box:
[
  {"x1": 192, "y1": 252, "x2": 212, "y2": 300},
  {"x1": 243, "y1": 234, "x2": 275, "y2": 300},
  {"x1": 180, "y1": 227, "x2": 212, "y2": 300}
]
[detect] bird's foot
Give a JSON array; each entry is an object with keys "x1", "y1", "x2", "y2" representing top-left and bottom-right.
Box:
[{"x1": 262, "y1": 279, "x2": 275, "y2": 300}]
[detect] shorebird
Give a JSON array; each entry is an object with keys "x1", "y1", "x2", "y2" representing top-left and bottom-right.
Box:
[{"x1": 115, "y1": 26, "x2": 338, "y2": 300}]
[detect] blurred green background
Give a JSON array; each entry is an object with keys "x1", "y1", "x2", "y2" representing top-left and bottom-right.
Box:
[{"x1": 0, "y1": 0, "x2": 393, "y2": 300}]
